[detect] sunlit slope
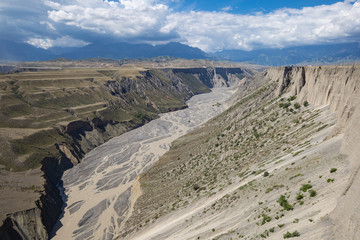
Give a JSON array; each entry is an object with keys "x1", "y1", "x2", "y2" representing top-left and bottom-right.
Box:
[{"x1": 120, "y1": 65, "x2": 360, "y2": 240}]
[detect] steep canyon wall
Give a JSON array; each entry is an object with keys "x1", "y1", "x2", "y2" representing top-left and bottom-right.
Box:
[
  {"x1": 264, "y1": 65, "x2": 360, "y2": 239},
  {"x1": 119, "y1": 65, "x2": 360, "y2": 240},
  {"x1": 0, "y1": 67, "x2": 248, "y2": 239}
]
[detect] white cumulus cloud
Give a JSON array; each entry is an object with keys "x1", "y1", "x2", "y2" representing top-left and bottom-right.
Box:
[
  {"x1": 26, "y1": 36, "x2": 89, "y2": 49},
  {"x1": 45, "y1": 0, "x2": 170, "y2": 39},
  {"x1": 162, "y1": 1, "x2": 360, "y2": 51},
  {"x1": 3, "y1": 0, "x2": 360, "y2": 52}
]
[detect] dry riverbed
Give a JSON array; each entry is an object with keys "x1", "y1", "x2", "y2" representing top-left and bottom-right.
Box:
[{"x1": 51, "y1": 87, "x2": 235, "y2": 240}]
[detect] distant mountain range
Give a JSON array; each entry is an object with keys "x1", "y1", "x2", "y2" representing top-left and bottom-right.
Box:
[
  {"x1": 0, "y1": 39, "x2": 55, "y2": 62},
  {"x1": 0, "y1": 40, "x2": 208, "y2": 62},
  {"x1": 62, "y1": 42, "x2": 209, "y2": 60},
  {"x1": 1, "y1": 39, "x2": 359, "y2": 66},
  {"x1": 213, "y1": 42, "x2": 360, "y2": 66}
]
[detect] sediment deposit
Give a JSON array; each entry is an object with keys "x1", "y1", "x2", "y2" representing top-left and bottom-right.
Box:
[
  {"x1": 52, "y1": 88, "x2": 235, "y2": 240},
  {"x1": 2, "y1": 64, "x2": 359, "y2": 240},
  {"x1": 0, "y1": 64, "x2": 249, "y2": 239},
  {"x1": 119, "y1": 65, "x2": 360, "y2": 240}
]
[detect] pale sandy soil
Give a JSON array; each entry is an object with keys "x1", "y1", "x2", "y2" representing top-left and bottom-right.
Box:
[
  {"x1": 125, "y1": 104, "x2": 350, "y2": 240},
  {"x1": 51, "y1": 88, "x2": 236, "y2": 240},
  {"x1": 122, "y1": 65, "x2": 359, "y2": 240}
]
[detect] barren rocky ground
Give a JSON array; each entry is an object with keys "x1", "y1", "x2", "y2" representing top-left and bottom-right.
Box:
[
  {"x1": 1, "y1": 63, "x2": 358, "y2": 240},
  {"x1": 0, "y1": 60, "x2": 250, "y2": 239},
  {"x1": 117, "y1": 65, "x2": 360, "y2": 240}
]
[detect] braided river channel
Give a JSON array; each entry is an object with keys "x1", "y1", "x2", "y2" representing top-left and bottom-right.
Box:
[{"x1": 51, "y1": 87, "x2": 235, "y2": 240}]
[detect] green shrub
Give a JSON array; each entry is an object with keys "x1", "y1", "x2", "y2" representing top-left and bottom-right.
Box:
[
  {"x1": 288, "y1": 96, "x2": 297, "y2": 101},
  {"x1": 327, "y1": 178, "x2": 335, "y2": 183},
  {"x1": 261, "y1": 214, "x2": 272, "y2": 225},
  {"x1": 279, "y1": 102, "x2": 291, "y2": 108},
  {"x1": 309, "y1": 190, "x2": 317, "y2": 197},
  {"x1": 300, "y1": 184, "x2": 312, "y2": 192},
  {"x1": 294, "y1": 103, "x2": 301, "y2": 109},
  {"x1": 330, "y1": 168, "x2": 337, "y2": 173},
  {"x1": 278, "y1": 224, "x2": 285, "y2": 228},
  {"x1": 277, "y1": 195, "x2": 293, "y2": 211},
  {"x1": 253, "y1": 127, "x2": 260, "y2": 139},
  {"x1": 283, "y1": 230, "x2": 300, "y2": 238},
  {"x1": 303, "y1": 101, "x2": 309, "y2": 107},
  {"x1": 283, "y1": 231, "x2": 292, "y2": 238},
  {"x1": 260, "y1": 230, "x2": 269, "y2": 238},
  {"x1": 292, "y1": 150, "x2": 304, "y2": 157},
  {"x1": 316, "y1": 124, "x2": 328, "y2": 132},
  {"x1": 263, "y1": 171, "x2": 269, "y2": 177},
  {"x1": 296, "y1": 192, "x2": 304, "y2": 200}
]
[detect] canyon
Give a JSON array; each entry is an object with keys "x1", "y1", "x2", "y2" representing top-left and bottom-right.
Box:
[
  {"x1": 52, "y1": 88, "x2": 235, "y2": 240},
  {"x1": 1, "y1": 63, "x2": 359, "y2": 240},
  {"x1": 118, "y1": 65, "x2": 360, "y2": 239},
  {"x1": 0, "y1": 62, "x2": 251, "y2": 239}
]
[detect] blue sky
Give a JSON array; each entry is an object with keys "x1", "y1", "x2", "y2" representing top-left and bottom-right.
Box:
[
  {"x1": 0, "y1": 0, "x2": 359, "y2": 52},
  {"x1": 171, "y1": 0, "x2": 342, "y2": 13}
]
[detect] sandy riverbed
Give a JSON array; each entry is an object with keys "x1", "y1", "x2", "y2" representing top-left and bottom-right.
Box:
[{"x1": 51, "y1": 88, "x2": 235, "y2": 240}]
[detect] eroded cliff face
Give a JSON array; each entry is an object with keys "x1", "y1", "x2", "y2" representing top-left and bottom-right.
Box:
[
  {"x1": 172, "y1": 67, "x2": 253, "y2": 88},
  {"x1": 266, "y1": 66, "x2": 359, "y2": 132},
  {"x1": 264, "y1": 65, "x2": 360, "y2": 239},
  {"x1": 0, "y1": 208, "x2": 47, "y2": 240},
  {"x1": 120, "y1": 65, "x2": 360, "y2": 240},
  {"x1": 0, "y1": 67, "x2": 248, "y2": 239}
]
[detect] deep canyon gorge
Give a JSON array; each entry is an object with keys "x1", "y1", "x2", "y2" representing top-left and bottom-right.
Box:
[{"x1": 1, "y1": 63, "x2": 360, "y2": 240}]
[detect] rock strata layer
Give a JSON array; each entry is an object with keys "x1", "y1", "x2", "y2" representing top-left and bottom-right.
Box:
[
  {"x1": 120, "y1": 65, "x2": 360, "y2": 240},
  {"x1": 0, "y1": 67, "x2": 249, "y2": 239}
]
